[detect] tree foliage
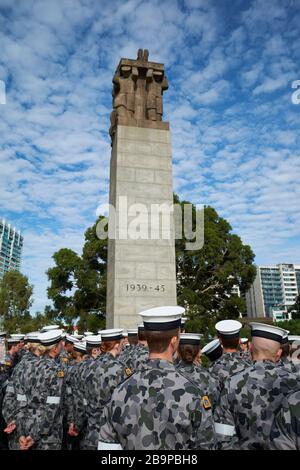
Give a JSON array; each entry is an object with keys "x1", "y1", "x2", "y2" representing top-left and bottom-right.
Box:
[
  {"x1": 46, "y1": 216, "x2": 107, "y2": 331},
  {"x1": 0, "y1": 271, "x2": 33, "y2": 333},
  {"x1": 174, "y1": 195, "x2": 256, "y2": 334}
]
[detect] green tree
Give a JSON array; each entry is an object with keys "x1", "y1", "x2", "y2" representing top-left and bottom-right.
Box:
[
  {"x1": 47, "y1": 198, "x2": 256, "y2": 335},
  {"x1": 47, "y1": 216, "x2": 107, "y2": 331},
  {"x1": 0, "y1": 271, "x2": 33, "y2": 333},
  {"x1": 288, "y1": 295, "x2": 300, "y2": 320},
  {"x1": 174, "y1": 195, "x2": 256, "y2": 335}
]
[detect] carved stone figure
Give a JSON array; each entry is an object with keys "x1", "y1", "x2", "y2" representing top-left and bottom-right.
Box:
[
  {"x1": 146, "y1": 69, "x2": 169, "y2": 121},
  {"x1": 109, "y1": 50, "x2": 169, "y2": 141},
  {"x1": 112, "y1": 65, "x2": 138, "y2": 120}
]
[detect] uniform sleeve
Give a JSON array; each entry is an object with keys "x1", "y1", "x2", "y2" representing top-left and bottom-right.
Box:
[
  {"x1": 73, "y1": 367, "x2": 88, "y2": 432},
  {"x1": 2, "y1": 376, "x2": 17, "y2": 424},
  {"x1": 98, "y1": 401, "x2": 122, "y2": 450},
  {"x1": 26, "y1": 365, "x2": 64, "y2": 442},
  {"x1": 191, "y1": 399, "x2": 216, "y2": 450},
  {"x1": 271, "y1": 398, "x2": 299, "y2": 450},
  {"x1": 213, "y1": 382, "x2": 239, "y2": 450}
]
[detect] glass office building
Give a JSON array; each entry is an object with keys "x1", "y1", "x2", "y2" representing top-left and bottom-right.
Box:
[
  {"x1": 246, "y1": 264, "x2": 300, "y2": 319},
  {"x1": 0, "y1": 219, "x2": 23, "y2": 280}
]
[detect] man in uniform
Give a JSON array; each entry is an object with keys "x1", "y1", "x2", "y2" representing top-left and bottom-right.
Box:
[
  {"x1": 2, "y1": 332, "x2": 41, "y2": 449},
  {"x1": 239, "y1": 337, "x2": 251, "y2": 361},
  {"x1": 214, "y1": 323, "x2": 299, "y2": 450},
  {"x1": 68, "y1": 335, "x2": 102, "y2": 443},
  {"x1": 175, "y1": 333, "x2": 216, "y2": 405},
  {"x1": 209, "y1": 320, "x2": 251, "y2": 405},
  {"x1": 98, "y1": 306, "x2": 216, "y2": 450},
  {"x1": 64, "y1": 340, "x2": 87, "y2": 450},
  {"x1": 209, "y1": 320, "x2": 251, "y2": 381},
  {"x1": 271, "y1": 388, "x2": 300, "y2": 450},
  {"x1": 201, "y1": 339, "x2": 223, "y2": 364},
  {"x1": 278, "y1": 331, "x2": 299, "y2": 375},
  {"x1": 80, "y1": 329, "x2": 128, "y2": 450},
  {"x1": 118, "y1": 328, "x2": 138, "y2": 368},
  {"x1": 0, "y1": 331, "x2": 8, "y2": 449},
  {"x1": 18, "y1": 329, "x2": 65, "y2": 450}
]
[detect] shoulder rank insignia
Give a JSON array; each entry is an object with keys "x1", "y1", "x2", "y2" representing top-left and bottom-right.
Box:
[
  {"x1": 5, "y1": 361, "x2": 12, "y2": 367},
  {"x1": 125, "y1": 367, "x2": 133, "y2": 377},
  {"x1": 57, "y1": 370, "x2": 65, "y2": 378},
  {"x1": 201, "y1": 395, "x2": 212, "y2": 410}
]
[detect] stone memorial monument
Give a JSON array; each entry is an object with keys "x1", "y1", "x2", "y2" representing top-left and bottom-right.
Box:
[{"x1": 106, "y1": 49, "x2": 177, "y2": 328}]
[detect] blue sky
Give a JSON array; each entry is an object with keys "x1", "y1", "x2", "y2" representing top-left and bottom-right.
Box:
[{"x1": 0, "y1": 0, "x2": 300, "y2": 313}]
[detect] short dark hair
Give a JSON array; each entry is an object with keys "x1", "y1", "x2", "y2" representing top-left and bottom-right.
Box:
[
  {"x1": 128, "y1": 336, "x2": 138, "y2": 346},
  {"x1": 178, "y1": 344, "x2": 200, "y2": 364},
  {"x1": 86, "y1": 346, "x2": 100, "y2": 356},
  {"x1": 145, "y1": 328, "x2": 179, "y2": 354},
  {"x1": 220, "y1": 337, "x2": 239, "y2": 350},
  {"x1": 281, "y1": 342, "x2": 290, "y2": 358},
  {"x1": 100, "y1": 340, "x2": 120, "y2": 353},
  {"x1": 138, "y1": 330, "x2": 147, "y2": 342}
]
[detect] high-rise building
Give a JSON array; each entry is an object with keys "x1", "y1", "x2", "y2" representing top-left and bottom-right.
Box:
[
  {"x1": 0, "y1": 219, "x2": 23, "y2": 280},
  {"x1": 246, "y1": 264, "x2": 300, "y2": 320}
]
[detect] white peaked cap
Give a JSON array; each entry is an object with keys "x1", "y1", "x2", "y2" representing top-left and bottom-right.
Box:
[
  {"x1": 249, "y1": 322, "x2": 287, "y2": 343},
  {"x1": 139, "y1": 306, "x2": 185, "y2": 331},
  {"x1": 288, "y1": 335, "x2": 300, "y2": 342},
  {"x1": 240, "y1": 337, "x2": 249, "y2": 344},
  {"x1": 25, "y1": 332, "x2": 40, "y2": 342},
  {"x1": 41, "y1": 325, "x2": 60, "y2": 332},
  {"x1": 202, "y1": 339, "x2": 221, "y2": 355},
  {"x1": 84, "y1": 331, "x2": 94, "y2": 337},
  {"x1": 39, "y1": 329, "x2": 63, "y2": 346},
  {"x1": 179, "y1": 333, "x2": 201, "y2": 345},
  {"x1": 127, "y1": 329, "x2": 138, "y2": 336},
  {"x1": 74, "y1": 341, "x2": 87, "y2": 353},
  {"x1": 72, "y1": 334, "x2": 84, "y2": 340},
  {"x1": 98, "y1": 329, "x2": 123, "y2": 341},
  {"x1": 215, "y1": 320, "x2": 242, "y2": 338},
  {"x1": 65, "y1": 335, "x2": 79, "y2": 344},
  {"x1": 10, "y1": 334, "x2": 25, "y2": 341},
  {"x1": 85, "y1": 335, "x2": 102, "y2": 347}
]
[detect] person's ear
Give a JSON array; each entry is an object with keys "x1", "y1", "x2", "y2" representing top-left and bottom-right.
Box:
[
  {"x1": 275, "y1": 348, "x2": 282, "y2": 362},
  {"x1": 171, "y1": 335, "x2": 179, "y2": 352}
]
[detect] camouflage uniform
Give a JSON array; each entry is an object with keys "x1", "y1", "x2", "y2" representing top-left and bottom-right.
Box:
[
  {"x1": 271, "y1": 389, "x2": 300, "y2": 450},
  {"x1": 214, "y1": 360, "x2": 299, "y2": 450},
  {"x1": 2, "y1": 351, "x2": 38, "y2": 449},
  {"x1": 238, "y1": 350, "x2": 251, "y2": 361},
  {"x1": 118, "y1": 344, "x2": 135, "y2": 367},
  {"x1": 72, "y1": 356, "x2": 95, "y2": 438},
  {"x1": 57, "y1": 349, "x2": 72, "y2": 371},
  {"x1": 278, "y1": 357, "x2": 300, "y2": 376},
  {"x1": 209, "y1": 351, "x2": 251, "y2": 405},
  {"x1": 209, "y1": 351, "x2": 251, "y2": 381},
  {"x1": 80, "y1": 354, "x2": 129, "y2": 449},
  {"x1": 98, "y1": 359, "x2": 216, "y2": 450},
  {"x1": 175, "y1": 360, "x2": 217, "y2": 406},
  {"x1": 20, "y1": 355, "x2": 65, "y2": 450},
  {"x1": 0, "y1": 352, "x2": 15, "y2": 449},
  {"x1": 119, "y1": 344, "x2": 148, "y2": 370}
]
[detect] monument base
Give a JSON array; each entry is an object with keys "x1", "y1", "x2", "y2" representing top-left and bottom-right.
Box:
[{"x1": 106, "y1": 125, "x2": 177, "y2": 328}]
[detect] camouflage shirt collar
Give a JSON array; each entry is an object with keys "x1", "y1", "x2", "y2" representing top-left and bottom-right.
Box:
[
  {"x1": 252, "y1": 359, "x2": 277, "y2": 368},
  {"x1": 144, "y1": 358, "x2": 175, "y2": 370}
]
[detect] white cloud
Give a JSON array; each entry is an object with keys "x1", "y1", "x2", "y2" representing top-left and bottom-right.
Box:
[{"x1": 0, "y1": 0, "x2": 299, "y2": 314}]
